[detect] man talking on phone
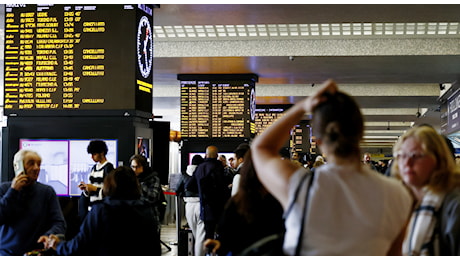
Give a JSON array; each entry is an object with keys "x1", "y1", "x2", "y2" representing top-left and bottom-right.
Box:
[{"x1": 0, "y1": 149, "x2": 66, "y2": 256}]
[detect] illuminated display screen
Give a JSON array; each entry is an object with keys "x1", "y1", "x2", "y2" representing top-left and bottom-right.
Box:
[
  {"x1": 180, "y1": 75, "x2": 257, "y2": 139},
  {"x1": 4, "y1": 4, "x2": 153, "y2": 115},
  {"x1": 254, "y1": 105, "x2": 289, "y2": 136},
  {"x1": 290, "y1": 123, "x2": 311, "y2": 154},
  {"x1": 255, "y1": 105, "x2": 311, "y2": 153},
  {"x1": 447, "y1": 89, "x2": 460, "y2": 134},
  {"x1": 20, "y1": 138, "x2": 118, "y2": 196}
]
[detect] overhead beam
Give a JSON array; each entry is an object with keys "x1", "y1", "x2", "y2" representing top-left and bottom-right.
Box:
[{"x1": 154, "y1": 38, "x2": 460, "y2": 57}]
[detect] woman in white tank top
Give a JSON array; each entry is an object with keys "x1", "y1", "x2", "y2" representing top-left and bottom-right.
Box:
[{"x1": 251, "y1": 79, "x2": 413, "y2": 255}]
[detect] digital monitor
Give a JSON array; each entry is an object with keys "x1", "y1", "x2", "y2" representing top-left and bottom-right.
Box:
[
  {"x1": 19, "y1": 138, "x2": 117, "y2": 196},
  {"x1": 255, "y1": 104, "x2": 291, "y2": 136},
  {"x1": 4, "y1": 4, "x2": 154, "y2": 115},
  {"x1": 179, "y1": 74, "x2": 258, "y2": 139}
]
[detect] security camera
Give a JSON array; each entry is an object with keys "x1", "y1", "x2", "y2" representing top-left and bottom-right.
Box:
[{"x1": 289, "y1": 56, "x2": 295, "y2": 61}]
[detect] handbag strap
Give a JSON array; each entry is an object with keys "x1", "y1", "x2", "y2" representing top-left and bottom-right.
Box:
[
  {"x1": 294, "y1": 171, "x2": 315, "y2": 256},
  {"x1": 284, "y1": 171, "x2": 311, "y2": 217}
]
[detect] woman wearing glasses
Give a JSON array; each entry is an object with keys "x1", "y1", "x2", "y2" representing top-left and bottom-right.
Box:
[
  {"x1": 392, "y1": 125, "x2": 460, "y2": 256},
  {"x1": 129, "y1": 155, "x2": 163, "y2": 237}
]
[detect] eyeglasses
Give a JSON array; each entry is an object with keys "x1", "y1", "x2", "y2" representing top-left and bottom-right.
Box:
[
  {"x1": 131, "y1": 165, "x2": 141, "y2": 169},
  {"x1": 395, "y1": 151, "x2": 427, "y2": 161}
]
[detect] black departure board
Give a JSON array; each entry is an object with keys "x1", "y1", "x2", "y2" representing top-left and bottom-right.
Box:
[
  {"x1": 255, "y1": 105, "x2": 311, "y2": 153},
  {"x1": 255, "y1": 105, "x2": 289, "y2": 136},
  {"x1": 447, "y1": 87, "x2": 460, "y2": 134},
  {"x1": 290, "y1": 123, "x2": 311, "y2": 154},
  {"x1": 179, "y1": 74, "x2": 257, "y2": 139},
  {"x1": 4, "y1": 4, "x2": 154, "y2": 116}
]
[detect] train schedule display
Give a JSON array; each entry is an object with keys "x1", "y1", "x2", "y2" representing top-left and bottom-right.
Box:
[
  {"x1": 255, "y1": 105, "x2": 311, "y2": 154},
  {"x1": 179, "y1": 74, "x2": 257, "y2": 139},
  {"x1": 4, "y1": 4, "x2": 154, "y2": 116}
]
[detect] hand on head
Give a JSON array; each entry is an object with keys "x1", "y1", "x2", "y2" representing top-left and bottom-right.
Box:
[{"x1": 304, "y1": 79, "x2": 338, "y2": 112}]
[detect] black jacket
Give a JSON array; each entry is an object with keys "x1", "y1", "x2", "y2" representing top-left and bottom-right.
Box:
[
  {"x1": 185, "y1": 158, "x2": 229, "y2": 221},
  {"x1": 435, "y1": 187, "x2": 460, "y2": 256},
  {"x1": 56, "y1": 197, "x2": 161, "y2": 256}
]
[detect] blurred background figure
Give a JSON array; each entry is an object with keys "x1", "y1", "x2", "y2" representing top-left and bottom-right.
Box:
[
  {"x1": 376, "y1": 160, "x2": 389, "y2": 175},
  {"x1": 219, "y1": 154, "x2": 235, "y2": 197},
  {"x1": 228, "y1": 157, "x2": 235, "y2": 170},
  {"x1": 175, "y1": 154, "x2": 205, "y2": 256},
  {"x1": 204, "y1": 150, "x2": 284, "y2": 256},
  {"x1": 185, "y1": 146, "x2": 228, "y2": 241},
  {"x1": 311, "y1": 155, "x2": 325, "y2": 173},
  {"x1": 362, "y1": 152, "x2": 377, "y2": 171},
  {"x1": 230, "y1": 146, "x2": 250, "y2": 196},
  {"x1": 130, "y1": 154, "x2": 163, "y2": 237},
  {"x1": 392, "y1": 125, "x2": 460, "y2": 256},
  {"x1": 290, "y1": 151, "x2": 303, "y2": 168}
]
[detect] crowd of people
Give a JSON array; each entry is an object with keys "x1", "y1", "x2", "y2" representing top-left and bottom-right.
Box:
[
  {"x1": 1, "y1": 79, "x2": 460, "y2": 256},
  {"x1": 0, "y1": 140, "x2": 163, "y2": 256}
]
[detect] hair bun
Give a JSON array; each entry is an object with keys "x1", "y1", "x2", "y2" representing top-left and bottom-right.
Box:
[{"x1": 326, "y1": 122, "x2": 341, "y2": 142}]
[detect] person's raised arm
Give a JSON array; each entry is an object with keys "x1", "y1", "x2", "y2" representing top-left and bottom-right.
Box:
[{"x1": 251, "y1": 79, "x2": 337, "y2": 209}]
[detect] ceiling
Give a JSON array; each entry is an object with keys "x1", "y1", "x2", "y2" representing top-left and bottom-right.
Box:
[
  {"x1": 151, "y1": 4, "x2": 460, "y2": 153},
  {"x1": 0, "y1": 4, "x2": 458, "y2": 156}
]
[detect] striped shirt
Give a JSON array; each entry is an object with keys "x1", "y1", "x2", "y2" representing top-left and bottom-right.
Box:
[{"x1": 83, "y1": 161, "x2": 114, "y2": 210}]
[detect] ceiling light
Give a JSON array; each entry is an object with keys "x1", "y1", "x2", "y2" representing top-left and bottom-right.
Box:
[{"x1": 153, "y1": 22, "x2": 460, "y2": 39}]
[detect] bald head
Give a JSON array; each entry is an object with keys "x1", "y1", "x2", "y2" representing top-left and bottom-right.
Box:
[{"x1": 206, "y1": 145, "x2": 219, "y2": 159}]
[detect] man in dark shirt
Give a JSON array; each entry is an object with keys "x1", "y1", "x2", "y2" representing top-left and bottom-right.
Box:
[
  {"x1": 186, "y1": 145, "x2": 228, "y2": 239},
  {"x1": 0, "y1": 149, "x2": 66, "y2": 256}
]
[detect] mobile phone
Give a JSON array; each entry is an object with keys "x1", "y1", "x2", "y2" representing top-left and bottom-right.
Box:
[{"x1": 14, "y1": 159, "x2": 24, "y2": 176}]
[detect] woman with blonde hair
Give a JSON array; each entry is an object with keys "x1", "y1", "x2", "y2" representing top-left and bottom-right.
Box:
[{"x1": 392, "y1": 125, "x2": 460, "y2": 255}]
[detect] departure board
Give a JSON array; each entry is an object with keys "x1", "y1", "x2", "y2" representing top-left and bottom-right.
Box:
[
  {"x1": 255, "y1": 105, "x2": 311, "y2": 153},
  {"x1": 179, "y1": 74, "x2": 257, "y2": 139},
  {"x1": 4, "y1": 4, "x2": 154, "y2": 116},
  {"x1": 290, "y1": 123, "x2": 311, "y2": 154},
  {"x1": 447, "y1": 87, "x2": 460, "y2": 134},
  {"x1": 254, "y1": 105, "x2": 290, "y2": 135}
]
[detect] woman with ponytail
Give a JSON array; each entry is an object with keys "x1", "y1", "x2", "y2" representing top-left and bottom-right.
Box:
[{"x1": 251, "y1": 79, "x2": 414, "y2": 255}]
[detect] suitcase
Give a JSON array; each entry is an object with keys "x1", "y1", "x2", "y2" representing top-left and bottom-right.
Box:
[{"x1": 178, "y1": 228, "x2": 194, "y2": 256}]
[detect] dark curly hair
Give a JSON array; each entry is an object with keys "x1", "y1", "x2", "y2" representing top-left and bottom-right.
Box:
[{"x1": 87, "y1": 140, "x2": 109, "y2": 155}]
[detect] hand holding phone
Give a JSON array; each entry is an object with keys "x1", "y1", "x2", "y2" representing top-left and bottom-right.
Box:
[
  {"x1": 11, "y1": 173, "x2": 30, "y2": 191},
  {"x1": 13, "y1": 159, "x2": 24, "y2": 176},
  {"x1": 78, "y1": 182, "x2": 87, "y2": 191}
]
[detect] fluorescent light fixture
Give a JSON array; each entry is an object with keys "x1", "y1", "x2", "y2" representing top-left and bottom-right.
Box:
[{"x1": 153, "y1": 22, "x2": 460, "y2": 39}]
